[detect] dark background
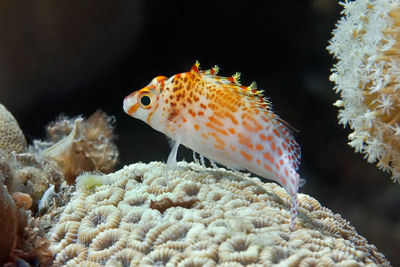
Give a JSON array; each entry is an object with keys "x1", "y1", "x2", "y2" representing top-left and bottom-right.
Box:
[{"x1": 0, "y1": 0, "x2": 399, "y2": 265}]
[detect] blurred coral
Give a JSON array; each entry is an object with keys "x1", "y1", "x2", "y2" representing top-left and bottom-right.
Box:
[
  {"x1": 0, "y1": 184, "x2": 18, "y2": 265},
  {"x1": 0, "y1": 104, "x2": 27, "y2": 153},
  {"x1": 11, "y1": 192, "x2": 32, "y2": 210},
  {"x1": 0, "y1": 148, "x2": 63, "y2": 205},
  {"x1": 328, "y1": 0, "x2": 400, "y2": 181},
  {"x1": 49, "y1": 162, "x2": 390, "y2": 266},
  {"x1": 0, "y1": 109, "x2": 118, "y2": 206},
  {"x1": 42, "y1": 110, "x2": 119, "y2": 184},
  {"x1": 0, "y1": 105, "x2": 119, "y2": 265},
  {"x1": 6, "y1": 213, "x2": 54, "y2": 267},
  {"x1": 38, "y1": 184, "x2": 55, "y2": 214}
]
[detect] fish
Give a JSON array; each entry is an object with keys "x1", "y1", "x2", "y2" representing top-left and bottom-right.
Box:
[{"x1": 123, "y1": 61, "x2": 301, "y2": 230}]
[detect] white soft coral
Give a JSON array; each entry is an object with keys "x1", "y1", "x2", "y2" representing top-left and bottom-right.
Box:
[{"x1": 328, "y1": 0, "x2": 400, "y2": 182}]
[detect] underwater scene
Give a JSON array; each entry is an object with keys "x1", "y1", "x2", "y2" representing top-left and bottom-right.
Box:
[{"x1": 0, "y1": 0, "x2": 399, "y2": 266}]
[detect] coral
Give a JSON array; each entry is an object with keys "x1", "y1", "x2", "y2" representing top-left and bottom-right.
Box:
[
  {"x1": 53, "y1": 244, "x2": 88, "y2": 266},
  {"x1": 0, "y1": 103, "x2": 27, "y2": 153},
  {"x1": 218, "y1": 235, "x2": 260, "y2": 265},
  {"x1": 75, "y1": 173, "x2": 110, "y2": 192},
  {"x1": 0, "y1": 184, "x2": 18, "y2": 265},
  {"x1": 0, "y1": 109, "x2": 118, "y2": 209},
  {"x1": 0, "y1": 108, "x2": 119, "y2": 265},
  {"x1": 0, "y1": 148, "x2": 63, "y2": 206},
  {"x1": 77, "y1": 205, "x2": 122, "y2": 245},
  {"x1": 11, "y1": 192, "x2": 32, "y2": 210},
  {"x1": 87, "y1": 229, "x2": 128, "y2": 262},
  {"x1": 7, "y1": 214, "x2": 53, "y2": 267},
  {"x1": 42, "y1": 110, "x2": 119, "y2": 184},
  {"x1": 104, "y1": 248, "x2": 143, "y2": 267},
  {"x1": 328, "y1": 0, "x2": 400, "y2": 181},
  {"x1": 49, "y1": 162, "x2": 391, "y2": 266},
  {"x1": 50, "y1": 221, "x2": 81, "y2": 254}
]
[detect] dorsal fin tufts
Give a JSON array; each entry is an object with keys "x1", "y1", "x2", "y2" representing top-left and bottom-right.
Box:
[
  {"x1": 249, "y1": 81, "x2": 257, "y2": 90},
  {"x1": 193, "y1": 61, "x2": 274, "y2": 113},
  {"x1": 232, "y1": 72, "x2": 241, "y2": 84},
  {"x1": 211, "y1": 65, "x2": 219, "y2": 75},
  {"x1": 191, "y1": 61, "x2": 200, "y2": 73}
]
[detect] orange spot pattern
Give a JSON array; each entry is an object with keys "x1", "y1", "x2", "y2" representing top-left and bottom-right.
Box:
[
  {"x1": 238, "y1": 134, "x2": 253, "y2": 150},
  {"x1": 224, "y1": 111, "x2": 239, "y2": 125},
  {"x1": 209, "y1": 132, "x2": 225, "y2": 146},
  {"x1": 263, "y1": 152, "x2": 274, "y2": 164},
  {"x1": 209, "y1": 116, "x2": 223, "y2": 127},
  {"x1": 214, "y1": 144, "x2": 224, "y2": 150},
  {"x1": 241, "y1": 113, "x2": 263, "y2": 132},
  {"x1": 128, "y1": 103, "x2": 139, "y2": 115},
  {"x1": 271, "y1": 142, "x2": 276, "y2": 152},
  {"x1": 275, "y1": 163, "x2": 280, "y2": 171},
  {"x1": 147, "y1": 103, "x2": 159, "y2": 124},
  {"x1": 240, "y1": 150, "x2": 253, "y2": 161},
  {"x1": 189, "y1": 109, "x2": 196, "y2": 117},
  {"x1": 284, "y1": 168, "x2": 289, "y2": 177},
  {"x1": 206, "y1": 123, "x2": 228, "y2": 136},
  {"x1": 264, "y1": 164, "x2": 272, "y2": 172},
  {"x1": 277, "y1": 147, "x2": 283, "y2": 156}
]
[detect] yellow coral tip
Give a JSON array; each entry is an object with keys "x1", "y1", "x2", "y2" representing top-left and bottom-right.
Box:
[{"x1": 76, "y1": 173, "x2": 109, "y2": 192}]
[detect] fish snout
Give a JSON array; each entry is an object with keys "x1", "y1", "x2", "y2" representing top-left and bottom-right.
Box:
[{"x1": 123, "y1": 93, "x2": 137, "y2": 115}]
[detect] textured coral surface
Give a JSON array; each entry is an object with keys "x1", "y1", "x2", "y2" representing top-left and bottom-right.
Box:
[
  {"x1": 49, "y1": 162, "x2": 390, "y2": 266},
  {"x1": 0, "y1": 103, "x2": 27, "y2": 153}
]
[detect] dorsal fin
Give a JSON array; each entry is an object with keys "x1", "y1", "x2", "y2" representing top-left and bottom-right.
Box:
[
  {"x1": 194, "y1": 62, "x2": 273, "y2": 113},
  {"x1": 277, "y1": 117, "x2": 299, "y2": 133}
]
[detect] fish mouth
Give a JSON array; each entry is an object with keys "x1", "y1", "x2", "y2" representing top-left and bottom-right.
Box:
[
  {"x1": 123, "y1": 96, "x2": 140, "y2": 116},
  {"x1": 123, "y1": 96, "x2": 131, "y2": 114}
]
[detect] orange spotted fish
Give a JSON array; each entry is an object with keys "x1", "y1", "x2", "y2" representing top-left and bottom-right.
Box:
[{"x1": 123, "y1": 62, "x2": 301, "y2": 230}]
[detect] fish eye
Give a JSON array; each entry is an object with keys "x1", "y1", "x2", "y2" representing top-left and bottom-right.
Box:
[
  {"x1": 137, "y1": 88, "x2": 156, "y2": 109},
  {"x1": 140, "y1": 95, "x2": 151, "y2": 106},
  {"x1": 137, "y1": 91, "x2": 154, "y2": 109}
]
